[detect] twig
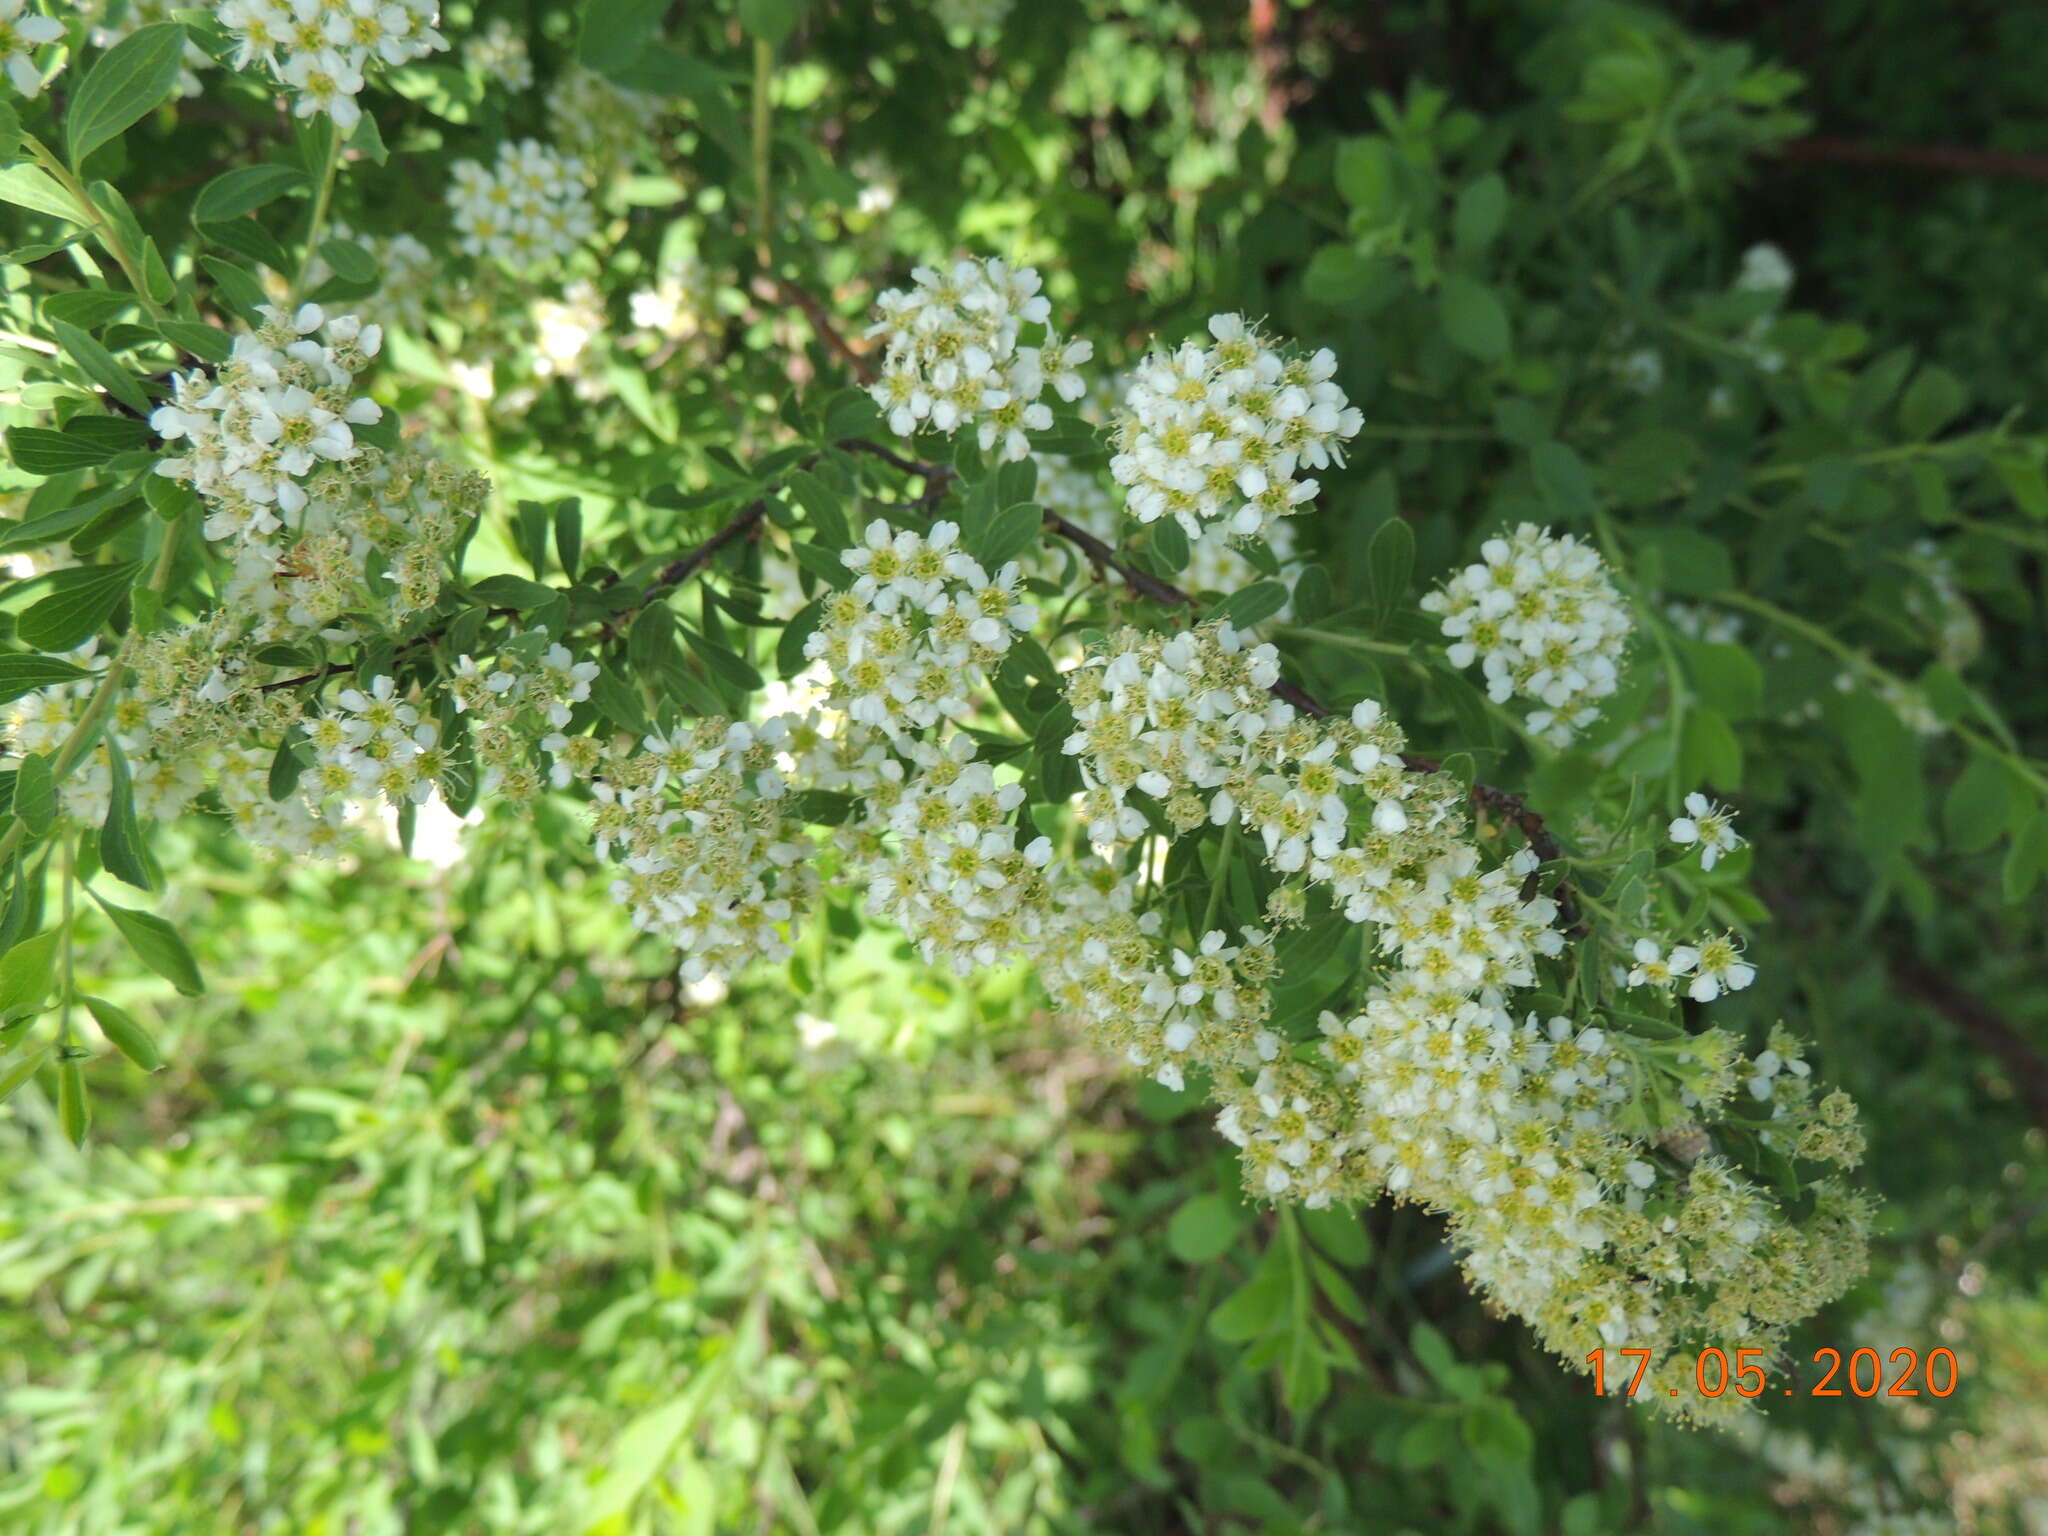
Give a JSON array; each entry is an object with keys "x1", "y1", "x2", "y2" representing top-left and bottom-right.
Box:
[
  {"x1": 1887, "y1": 955, "x2": 2048, "y2": 1136},
  {"x1": 1775, "y1": 136, "x2": 2048, "y2": 181},
  {"x1": 759, "y1": 275, "x2": 876, "y2": 385}
]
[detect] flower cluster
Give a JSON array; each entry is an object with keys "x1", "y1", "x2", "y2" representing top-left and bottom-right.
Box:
[
  {"x1": 852, "y1": 735, "x2": 1058, "y2": 976},
  {"x1": 803, "y1": 519, "x2": 1037, "y2": 741},
  {"x1": 867, "y1": 258, "x2": 1091, "y2": 463},
  {"x1": 1421, "y1": 522, "x2": 1634, "y2": 745},
  {"x1": 571, "y1": 716, "x2": 823, "y2": 983},
  {"x1": 1060, "y1": 625, "x2": 1453, "y2": 899},
  {"x1": 448, "y1": 139, "x2": 596, "y2": 274},
  {"x1": 217, "y1": 0, "x2": 447, "y2": 129},
  {"x1": 462, "y1": 16, "x2": 531, "y2": 90},
  {"x1": 548, "y1": 65, "x2": 664, "y2": 169},
  {"x1": 630, "y1": 256, "x2": 714, "y2": 345},
  {"x1": 305, "y1": 675, "x2": 450, "y2": 810},
  {"x1": 1037, "y1": 376, "x2": 1308, "y2": 613},
  {"x1": 1109, "y1": 314, "x2": 1363, "y2": 541},
  {"x1": 152, "y1": 303, "x2": 385, "y2": 539}
]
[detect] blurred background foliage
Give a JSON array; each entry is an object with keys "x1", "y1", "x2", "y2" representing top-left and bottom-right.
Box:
[{"x1": 3, "y1": 0, "x2": 2046, "y2": 1531}]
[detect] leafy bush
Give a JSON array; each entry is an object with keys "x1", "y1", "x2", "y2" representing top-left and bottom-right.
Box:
[{"x1": 2, "y1": 1, "x2": 2044, "y2": 1530}]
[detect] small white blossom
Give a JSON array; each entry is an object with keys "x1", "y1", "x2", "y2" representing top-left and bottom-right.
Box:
[{"x1": 1668, "y1": 791, "x2": 1743, "y2": 870}]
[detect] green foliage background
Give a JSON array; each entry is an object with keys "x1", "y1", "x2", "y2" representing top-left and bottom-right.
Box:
[{"x1": 1, "y1": 0, "x2": 2045, "y2": 1531}]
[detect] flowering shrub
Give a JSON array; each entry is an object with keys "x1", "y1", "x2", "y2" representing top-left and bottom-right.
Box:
[{"x1": 2, "y1": 0, "x2": 2046, "y2": 1527}]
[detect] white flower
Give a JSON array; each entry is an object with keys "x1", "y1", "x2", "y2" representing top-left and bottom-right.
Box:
[
  {"x1": 1, "y1": 0, "x2": 64, "y2": 97},
  {"x1": 447, "y1": 139, "x2": 595, "y2": 275},
  {"x1": 866, "y1": 257, "x2": 1089, "y2": 464},
  {"x1": 1668, "y1": 791, "x2": 1743, "y2": 870},
  {"x1": 1626, "y1": 937, "x2": 1696, "y2": 990},
  {"x1": 1422, "y1": 523, "x2": 1633, "y2": 746},
  {"x1": 1682, "y1": 932, "x2": 1756, "y2": 1003},
  {"x1": 1735, "y1": 243, "x2": 1794, "y2": 295},
  {"x1": 216, "y1": 0, "x2": 446, "y2": 123},
  {"x1": 1108, "y1": 314, "x2": 1361, "y2": 542}
]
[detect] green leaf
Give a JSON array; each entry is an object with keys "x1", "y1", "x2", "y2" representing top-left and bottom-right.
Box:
[
  {"x1": 1366, "y1": 516, "x2": 1414, "y2": 623},
  {"x1": 1167, "y1": 1193, "x2": 1247, "y2": 1264},
  {"x1": 1207, "y1": 1240, "x2": 1290, "y2": 1344},
  {"x1": 0, "y1": 654, "x2": 95, "y2": 704},
  {"x1": 738, "y1": 0, "x2": 804, "y2": 47},
  {"x1": 975, "y1": 501, "x2": 1044, "y2": 571},
  {"x1": 1897, "y1": 365, "x2": 1965, "y2": 440},
  {"x1": 1943, "y1": 751, "x2": 2014, "y2": 854},
  {"x1": 0, "y1": 929, "x2": 61, "y2": 1020},
  {"x1": 784, "y1": 469, "x2": 849, "y2": 550},
  {"x1": 84, "y1": 994, "x2": 162, "y2": 1072},
  {"x1": 1993, "y1": 452, "x2": 2048, "y2": 521},
  {"x1": 91, "y1": 892, "x2": 205, "y2": 996},
  {"x1": 67, "y1": 24, "x2": 190, "y2": 169},
  {"x1": 580, "y1": 1344, "x2": 736, "y2": 1532},
  {"x1": 1681, "y1": 639, "x2": 1762, "y2": 721},
  {"x1": 1208, "y1": 580, "x2": 1289, "y2": 632},
  {"x1": 198, "y1": 255, "x2": 270, "y2": 322},
  {"x1": 587, "y1": 664, "x2": 648, "y2": 735},
  {"x1": 1452, "y1": 173, "x2": 1508, "y2": 256},
  {"x1": 191, "y1": 164, "x2": 308, "y2": 225},
  {"x1": 13, "y1": 754, "x2": 55, "y2": 839},
  {"x1": 1439, "y1": 274, "x2": 1511, "y2": 361},
  {"x1": 790, "y1": 540, "x2": 852, "y2": 590},
  {"x1": 6, "y1": 426, "x2": 120, "y2": 477},
  {"x1": 267, "y1": 732, "x2": 306, "y2": 802},
  {"x1": 57, "y1": 1058, "x2": 89, "y2": 1146},
  {"x1": 1299, "y1": 1205, "x2": 1372, "y2": 1265},
  {"x1": 1677, "y1": 707, "x2": 1742, "y2": 790},
  {"x1": 578, "y1": 0, "x2": 668, "y2": 74},
  {"x1": 0, "y1": 97, "x2": 19, "y2": 167},
  {"x1": 2002, "y1": 811, "x2": 2048, "y2": 903},
  {"x1": 1150, "y1": 516, "x2": 1191, "y2": 576},
  {"x1": 316, "y1": 236, "x2": 377, "y2": 283},
  {"x1": 777, "y1": 597, "x2": 823, "y2": 679},
  {"x1": 0, "y1": 163, "x2": 84, "y2": 223},
  {"x1": 17, "y1": 561, "x2": 142, "y2": 651},
  {"x1": 682, "y1": 627, "x2": 762, "y2": 692},
  {"x1": 1463, "y1": 1400, "x2": 1535, "y2": 1467},
  {"x1": 99, "y1": 738, "x2": 156, "y2": 893},
  {"x1": 51, "y1": 321, "x2": 152, "y2": 415},
  {"x1": 553, "y1": 499, "x2": 584, "y2": 579},
  {"x1": 1643, "y1": 527, "x2": 1733, "y2": 596},
  {"x1": 157, "y1": 318, "x2": 233, "y2": 363},
  {"x1": 468, "y1": 573, "x2": 559, "y2": 609},
  {"x1": 1531, "y1": 441, "x2": 1598, "y2": 523},
  {"x1": 0, "y1": 1044, "x2": 51, "y2": 1104}
]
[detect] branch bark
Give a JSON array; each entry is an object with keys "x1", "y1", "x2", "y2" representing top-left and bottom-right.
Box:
[
  {"x1": 1886, "y1": 955, "x2": 2048, "y2": 1136},
  {"x1": 1775, "y1": 136, "x2": 2048, "y2": 182}
]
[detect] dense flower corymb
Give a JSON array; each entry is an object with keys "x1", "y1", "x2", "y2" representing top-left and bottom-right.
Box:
[
  {"x1": 215, "y1": 0, "x2": 447, "y2": 128},
  {"x1": 1109, "y1": 313, "x2": 1363, "y2": 542},
  {"x1": 1421, "y1": 522, "x2": 1634, "y2": 746},
  {"x1": 867, "y1": 258, "x2": 1091, "y2": 463},
  {"x1": 448, "y1": 138, "x2": 596, "y2": 274}
]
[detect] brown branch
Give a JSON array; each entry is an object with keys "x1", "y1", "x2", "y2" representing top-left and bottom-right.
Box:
[
  {"x1": 756, "y1": 276, "x2": 877, "y2": 385},
  {"x1": 1774, "y1": 136, "x2": 2048, "y2": 181},
  {"x1": 1886, "y1": 955, "x2": 2048, "y2": 1136}
]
